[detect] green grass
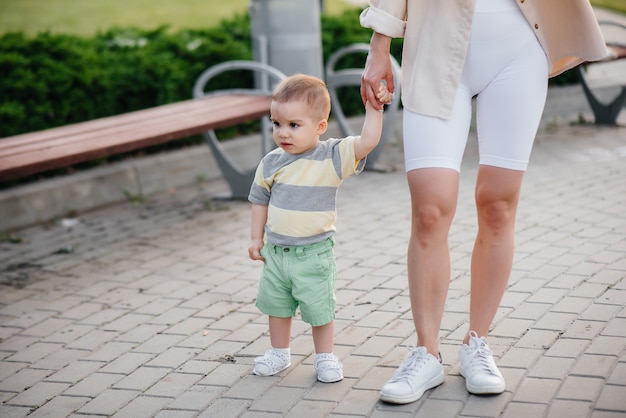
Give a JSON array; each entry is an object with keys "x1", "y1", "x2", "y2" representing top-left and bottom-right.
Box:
[
  {"x1": 1, "y1": 0, "x2": 623, "y2": 37},
  {"x1": 0, "y1": 0, "x2": 362, "y2": 37},
  {"x1": 591, "y1": 0, "x2": 626, "y2": 14}
]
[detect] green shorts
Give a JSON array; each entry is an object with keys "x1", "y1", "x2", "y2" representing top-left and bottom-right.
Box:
[{"x1": 256, "y1": 238, "x2": 336, "y2": 327}]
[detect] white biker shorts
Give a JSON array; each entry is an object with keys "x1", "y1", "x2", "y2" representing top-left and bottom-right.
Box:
[{"x1": 403, "y1": 0, "x2": 549, "y2": 173}]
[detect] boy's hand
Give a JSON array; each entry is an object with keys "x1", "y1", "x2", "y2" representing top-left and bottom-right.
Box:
[
  {"x1": 376, "y1": 82, "x2": 393, "y2": 106},
  {"x1": 248, "y1": 238, "x2": 265, "y2": 262}
]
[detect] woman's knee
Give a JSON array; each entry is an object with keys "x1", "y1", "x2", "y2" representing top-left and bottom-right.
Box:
[
  {"x1": 410, "y1": 202, "x2": 456, "y2": 249},
  {"x1": 408, "y1": 168, "x2": 459, "y2": 232},
  {"x1": 475, "y1": 166, "x2": 523, "y2": 232},
  {"x1": 413, "y1": 202, "x2": 451, "y2": 230},
  {"x1": 475, "y1": 190, "x2": 519, "y2": 233}
]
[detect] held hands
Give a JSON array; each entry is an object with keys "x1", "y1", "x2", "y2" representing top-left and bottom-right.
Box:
[
  {"x1": 376, "y1": 82, "x2": 393, "y2": 110},
  {"x1": 362, "y1": 74, "x2": 394, "y2": 112},
  {"x1": 360, "y1": 33, "x2": 394, "y2": 111},
  {"x1": 248, "y1": 238, "x2": 265, "y2": 262}
]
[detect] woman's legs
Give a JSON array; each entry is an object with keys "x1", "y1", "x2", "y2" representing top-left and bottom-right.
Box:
[
  {"x1": 457, "y1": 166, "x2": 524, "y2": 394},
  {"x1": 406, "y1": 157, "x2": 526, "y2": 349},
  {"x1": 466, "y1": 9, "x2": 548, "y2": 341},
  {"x1": 406, "y1": 168, "x2": 460, "y2": 355},
  {"x1": 403, "y1": 76, "x2": 473, "y2": 356},
  {"x1": 378, "y1": 167, "x2": 457, "y2": 404},
  {"x1": 465, "y1": 165, "x2": 524, "y2": 343},
  {"x1": 388, "y1": 0, "x2": 548, "y2": 401}
]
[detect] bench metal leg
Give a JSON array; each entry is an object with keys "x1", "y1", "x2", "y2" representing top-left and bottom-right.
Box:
[
  {"x1": 202, "y1": 118, "x2": 275, "y2": 200},
  {"x1": 193, "y1": 61, "x2": 286, "y2": 199},
  {"x1": 202, "y1": 130, "x2": 256, "y2": 200},
  {"x1": 577, "y1": 66, "x2": 626, "y2": 126}
]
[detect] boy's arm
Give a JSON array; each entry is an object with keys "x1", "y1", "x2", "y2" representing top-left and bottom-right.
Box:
[
  {"x1": 354, "y1": 101, "x2": 383, "y2": 161},
  {"x1": 248, "y1": 203, "x2": 268, "y2": 261},
  {"x1": 354, "y1": 83, "x2": 391, "y2": 161}
]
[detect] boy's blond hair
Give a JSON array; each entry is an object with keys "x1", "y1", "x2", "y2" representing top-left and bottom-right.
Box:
[{"x1": 272, "y1": 74, "x2": 331, "y2": 121}]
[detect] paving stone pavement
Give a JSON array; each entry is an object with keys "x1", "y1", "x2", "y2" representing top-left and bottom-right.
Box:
[
  {"x1": 0, "y1": 114, "x2": 625, "y2": 418},
  {"x1": 1, "y1": 6, "x2": 626, "y2": 417}
]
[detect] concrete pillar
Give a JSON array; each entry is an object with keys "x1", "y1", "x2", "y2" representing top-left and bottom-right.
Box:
[{"x1": 249, "y1": 0, "x2": 324, "y2": 79}]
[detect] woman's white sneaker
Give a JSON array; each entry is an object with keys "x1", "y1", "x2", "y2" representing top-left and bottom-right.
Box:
[
  {"x1": 380, "y1": 346, "x2": 444, "y2": 404},
  {"x1": 458, "y1": 331, "x2": 505, "y2": 394}
]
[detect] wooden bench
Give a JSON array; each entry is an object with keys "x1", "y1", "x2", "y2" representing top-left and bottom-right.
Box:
[
  {"x1": 576, "y1": 21, "x2": 626, "y2": 125},
  {"x1": 0, "y1": 61, "x2": 286, "y2": 199}
]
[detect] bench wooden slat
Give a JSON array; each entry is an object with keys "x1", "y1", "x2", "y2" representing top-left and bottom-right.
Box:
[
  {"x1": 0, "y1": 96, "x2": 267, "y2": 156},
  {"x1": 605, "y1": 43, "x2": 626, "y2": 60},
  {"x1": 0, "y1": 94, "x2": 271, "y2": 181},
  {"x1": 0, "y1": 95, "x2": 268, "y2": 152}
]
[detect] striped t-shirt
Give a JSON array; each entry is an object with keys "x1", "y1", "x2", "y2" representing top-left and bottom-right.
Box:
[{"x1": 248, "y1": 136, "x2": 365, "y2": 246}]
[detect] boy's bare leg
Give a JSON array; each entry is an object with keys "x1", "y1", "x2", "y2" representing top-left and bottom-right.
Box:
[
  {"x1": 312, "y1": 321, "x2": 335, "y2": 353},
  {"x1": 269, "y1": 316, "x2": 292, "y2": 348}
]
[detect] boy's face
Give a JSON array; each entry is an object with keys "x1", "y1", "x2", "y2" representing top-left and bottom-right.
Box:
[{"x1": 270, "y1": 99, "x2": 327, "y2": 155}]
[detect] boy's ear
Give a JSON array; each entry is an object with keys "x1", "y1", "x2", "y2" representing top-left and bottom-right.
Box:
[{"x1": 317, "y1": 119, "x2": 328, "y2": 134}]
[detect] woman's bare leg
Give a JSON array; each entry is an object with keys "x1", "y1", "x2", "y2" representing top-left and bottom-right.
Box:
[
  {"x1": 465, "y1": 165, "x2": 524, "y2": 342},
  {"x1": 406, "y1": 167, "x2": 460, "y2": 355}
]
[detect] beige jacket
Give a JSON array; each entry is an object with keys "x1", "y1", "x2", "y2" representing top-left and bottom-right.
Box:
[{"x1": 360, "y1": 0, "x2": 609, "y2": 119}]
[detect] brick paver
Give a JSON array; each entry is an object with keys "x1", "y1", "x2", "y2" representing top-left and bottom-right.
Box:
[{"x1": 0, "y1": 108, "x2": 625, "y2": 416}]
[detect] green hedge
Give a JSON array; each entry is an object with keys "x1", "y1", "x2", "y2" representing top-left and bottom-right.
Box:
[
  {"x1": 0, "y1": 7, "x2": 577, "y2": 139},
  {"x1": 0, "y1": 13, "x2": 254, "y2": 138},
  {"x1": 0, "y1": 9, "x2": 378, "y2": 139}
]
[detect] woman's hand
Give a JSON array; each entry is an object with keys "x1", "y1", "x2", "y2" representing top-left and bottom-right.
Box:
[{"x1": 361, "y1": 32, "x2": 394, "y2": 111}]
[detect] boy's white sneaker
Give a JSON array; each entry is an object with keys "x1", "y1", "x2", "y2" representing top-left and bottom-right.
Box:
[
  {"x1": 380, "y1": 346, "x2": 444, "y2": 404},
  {"x1": 253, "y1": 348, "x2": 291, "y2": 376},
  {"x1": 459, "y1": 331, "x2": 505, "y2": 394},
  {"x1": 314, "y1": 353, "x2": 343, "y2": 383}
]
